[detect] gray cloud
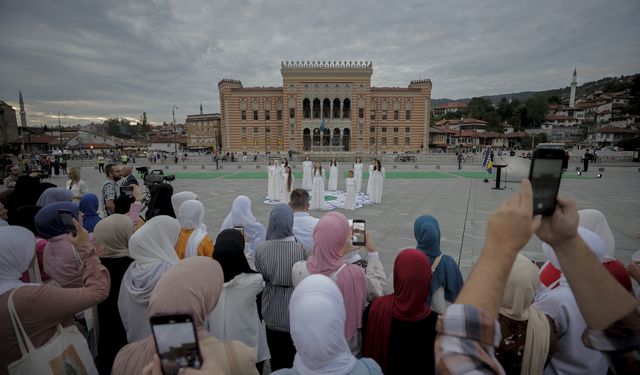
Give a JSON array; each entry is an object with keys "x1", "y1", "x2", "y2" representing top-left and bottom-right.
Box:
[{"x1": 1, "y1": 0, "x2": 638, "y2": 126}]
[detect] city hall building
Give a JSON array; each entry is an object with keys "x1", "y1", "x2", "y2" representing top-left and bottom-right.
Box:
[{"x1": 218, "y1": 61, "x2": 432, "y2": 155}]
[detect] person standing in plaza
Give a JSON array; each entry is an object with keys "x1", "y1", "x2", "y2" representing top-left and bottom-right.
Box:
[
  {"x1": 353, "y1": 157, "x2": 363, "y2": 193},
  {"x1": 345, "y1": 170, "x2": 357, "y2": 210},
  {"x1": 366, "y1": 159, "x2": 375, "y2": 197},
  {"x1": 369, "y1": 160, "x2": 385, "y2": 204},
  {"x1": 97, "y1": 154, "x2": 105, "y2": 173},
  {"x1": 583, "y1": 149, "x2": 591, "y2": 172},
  {"x1": 267, "y1": 159, "x2": 275, "y2": 200},
  {"x1": 301, "y1": 156, "x2": 313, "y2": 190},
  {"x1": 328, "y1": 158, "x2": 339, "y2": 191},
  {"x1": 310, "y1": 161, "x2": 325, "y2": 210},
  {"x1": 282, "y1": 165, "x2": 294, "y2": 204},
  {"x1": 290, "y1": 189, "x2": 319, "y2": 255},
  {"x1": 101, "y1": 164, "x2": 120, "y2": 216},
  {"x1": 273, "y1": 159, "x2": 284, "y2": 202}
]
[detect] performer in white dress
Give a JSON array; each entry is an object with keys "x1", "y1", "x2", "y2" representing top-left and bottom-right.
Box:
[
  {"x1": 370, "y1": 159, "x2": 385, "y2": 204},
  {"x1": 344, "y1": 170, "x2": 356, "y2": 210},
  {"x1": 267, "y1": 159, "x2": 275, "y2": 199},
  {"x1": 365, "y1": 159, "x2": 375, "y2": 197},
  {"x1": 353, "y1": 157, "x2": 363, "y2": 194},
  {"x1": 310, "y1": 161, "x2": 325, "y2": 210},
  {"x1": 281, "y1": 165, "x2": 294, "y2": 204},
  {"x1": 301, "y1": 156, "x2": 313, "y2": 190},
  {"x1": 327, "y1": 158, "x2": 339, "y2": 191},
  {"x1": 272, "y1": 160, "x2": 284, "y2": 202}
]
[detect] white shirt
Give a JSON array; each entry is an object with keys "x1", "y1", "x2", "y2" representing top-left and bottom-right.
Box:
[{"x1": 292, "y1": 211, "x2": 319, "y2": 255}]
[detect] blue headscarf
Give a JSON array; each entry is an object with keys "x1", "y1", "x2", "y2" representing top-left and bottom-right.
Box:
[
  {"x1": 36, "y1": 187, "x2": 73, "y2": 207},
  {"x1": 34, "y1": 202, "x2": 79, "y2": 239},
  {"x1": 79, "y1": 193, "x2": 101, "y2": 233},
  {"x1": 265, "y1": 203, "x2": 294, "y2": 240},
  {"x1": 414, "y1": 215, "x2": 464, "y2": 304}
]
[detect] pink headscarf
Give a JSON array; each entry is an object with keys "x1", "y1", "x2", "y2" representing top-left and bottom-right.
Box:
[{"x1": 308, "y1": 212, "x2": 367, "y2": 340}]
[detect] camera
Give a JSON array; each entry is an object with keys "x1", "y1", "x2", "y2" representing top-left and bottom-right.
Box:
[{"x1": 136, "y1": 166, "x2": 175, "y2": 189}]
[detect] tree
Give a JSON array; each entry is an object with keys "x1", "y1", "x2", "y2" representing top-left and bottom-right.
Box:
[
  {"x1": 521, "y1": 133, "x2": 548, "y2": 149},
  {"x1": 525, "y1": 95, "x2": 548, "y2": 128},
  {"x1": 547, "y1": 95, "x2": 561, "y2": 104}
]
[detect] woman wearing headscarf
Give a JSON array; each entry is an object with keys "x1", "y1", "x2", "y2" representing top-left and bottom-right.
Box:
[
  {"x1": 5, "y1": 175, "x2": 41, "y2": 222},
  {"x1": 175, "y1": 200, "x2": 214, "y2": 259},
  {"x1": 0, "y1": 224, "x2": 110, "y2": 373},
  {"x1": 171, "y1": 191, "x2": 197, "y2": 215},
  {"x1": 221, "y1": 195, "x2": 267, "y2": 264},
  {"x1": 144, "y1": 183, "x2": 175, "y2": 220},
  {"x1": 209, "y1": 229, "x2": 270, "y2": 372},
  {"x1": 12, "y1": 206, "x2": 50, "y2": 283},
  {"x1": 36, "y1": 187, "x2": 73, "y2": 207},
  {"x1": 34, "y1": 202, "x2": 84, "y2": 288},
  {"x1": 78, "y1": 192, "x2": 101, "y2": 233},
  {"x1": 413, "y1": 215, "x2": 464, "y2": 314},
  {"x1": 118, "y1": 215, "x2": 181, "y2": 342},
  {"x1": 93, "y1": 214, "x2": 134, "y2": 374},
  {"x1": 495, "y1": 254, "x2": 557, "y2": 375},
  {"x1": 291, "y1": 212, "x2": 389, "y2": 355},
  {"x1": 272, "y1": 274, "x2": 383, "y2": 375},
  {"x1": 113, "y1": 257, "x2": 258, "y2": 375},
  {"x1": 362, "y1": 249, "x2": 438, "y2": 374},
  {"x1": 533, "y1": 227, "x2": 609, "y2": 375},
  {"x1": 254, "y1": 204, "x2": 308, "y2": 371}
]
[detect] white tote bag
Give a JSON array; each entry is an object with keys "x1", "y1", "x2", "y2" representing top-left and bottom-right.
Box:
[{"x1": 7, "y1": 289, "x2": 98, "y2": 375}]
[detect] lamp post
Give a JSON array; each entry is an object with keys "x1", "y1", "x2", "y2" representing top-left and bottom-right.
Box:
[
  {"x1": 172, "y1": 105, "x2": 178, "y2": 163},
  {"x1": 58, "y1": 112, "x2": 66, "y2": 152}
]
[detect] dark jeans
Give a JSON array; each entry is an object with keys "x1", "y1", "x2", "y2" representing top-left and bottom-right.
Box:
[{"x1": 265, "y1": 327, "x2": 296, "y2": 371}]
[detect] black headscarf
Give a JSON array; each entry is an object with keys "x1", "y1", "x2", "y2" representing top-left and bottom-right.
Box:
[
  {"x1": 5, "y1": 176, "x2": 41, "y2": 218},
  {"x1": 9, "y1": 205, "x2": 42, "y2": 234},
  {"x1": 213, "y1": 229, "x2": 256, "y2": 283},
  {"x1": 145, "y1": 183, "x2": 176, "y2": 220}
]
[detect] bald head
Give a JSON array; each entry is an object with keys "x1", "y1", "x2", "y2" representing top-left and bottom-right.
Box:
[{"x1": 120, "y1": 165, "x2": 133, "y2": 177}]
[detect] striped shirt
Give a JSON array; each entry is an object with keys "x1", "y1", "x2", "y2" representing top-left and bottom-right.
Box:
[{"x1": 255, "y1": 239, "x2": 308, "y2": 332}]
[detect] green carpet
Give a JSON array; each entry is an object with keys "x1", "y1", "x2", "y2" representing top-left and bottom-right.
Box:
[
  {"x1": 385, "y1": 171, "x2": 453, "y2": 179},
  {"x1": 561, "y1": 174, "x2": 594, "y2": 179},
  {"x1": 448, "y1": 171, "x2": 490, "y2": 179},
  {"x1": 170, "y1": 172, "x2": 230, "y2": 179},
  {"x1": 324, "y1": 195, "x2": 337, "y2": 201}
]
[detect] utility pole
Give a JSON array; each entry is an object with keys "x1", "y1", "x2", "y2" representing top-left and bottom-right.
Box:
[
  {"x1": 173, "y1": 105, "x2": 178, "y2": 163},
  {"x1": 58, "y1": 112, "x2": 64, "y2": 152}
]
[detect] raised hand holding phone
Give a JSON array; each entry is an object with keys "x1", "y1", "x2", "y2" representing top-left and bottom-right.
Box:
[
  {"x1": 528, "y1": 148, "x2": 565, "y2": 216},
  {"x1": 67, "y1": 218, "x2": 90, "y2": 249}
]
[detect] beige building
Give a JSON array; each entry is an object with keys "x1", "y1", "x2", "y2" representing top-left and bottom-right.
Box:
[
  {"x1": 185, "y1": 113, "x2": 222, "y2": 151},
  {"x1": 218, "y1": 61, "x2": 432, "y2": 154}
]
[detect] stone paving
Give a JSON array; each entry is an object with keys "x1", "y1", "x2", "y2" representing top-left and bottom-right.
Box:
[{"x1": 29, "y1": 159, "x2": 640, "y2": 277}]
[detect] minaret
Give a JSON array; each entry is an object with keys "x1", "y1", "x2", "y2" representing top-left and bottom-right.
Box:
[
  {"x1": 200, "y1": 103, "x2": 203, "y2": 115},
  {"x1": 569, "y1": 69, "x2": 577, "y2": 108},
  {"x1": 19, "y1": 90, "x2": 27, "y2": 128}
]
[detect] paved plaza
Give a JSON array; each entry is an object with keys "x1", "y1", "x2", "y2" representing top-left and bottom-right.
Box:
[{"x1": 35, "y1": 159, "x2": 640, "y2": 277}]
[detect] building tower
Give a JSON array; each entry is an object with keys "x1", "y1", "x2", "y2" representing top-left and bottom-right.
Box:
[
  {"x1": 569, "y1": 69, "x2": 577, "y2": 108},
  {"x1": 19, "y1": 90, "x2": 27, "y2": 128}
]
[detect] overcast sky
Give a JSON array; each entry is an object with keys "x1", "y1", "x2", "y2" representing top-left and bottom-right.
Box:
[{"x1": 1, "y1": 0, "x2": 639, "y2": 126}]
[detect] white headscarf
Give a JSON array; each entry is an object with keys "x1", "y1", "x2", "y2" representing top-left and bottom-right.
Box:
[
  {"x1": 220, "y1": 195, "x2": 266, "y2": 256},
  {"x1": 0, "y1": 226, "x2": 38, "y2": 296},
  {"x1": 171, "y1": 191, "x2": 197, "y2": 215},
  {"x1": 290, "y1": 274, "x2": 358, "y2": 375},
  {"x1": 579, "y1": 209, "x2": 615, "y2": 261},
  {"x1": 178, "y1": 200, "x2": 208, "y2": 258}
]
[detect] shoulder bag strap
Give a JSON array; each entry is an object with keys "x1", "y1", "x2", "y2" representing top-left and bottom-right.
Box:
[
  {"x1": 431, "y1": 255, "x2": 443, "y2": 273},
  {"x1": 223, "y1": 341, "x2": 240, "y2": 375},
  {"x1": 330, "y1": 263, "x2": 348, "y2": 281},
  {"x1": 8, "y1": 288, "x2": 36, "y2": 355}
]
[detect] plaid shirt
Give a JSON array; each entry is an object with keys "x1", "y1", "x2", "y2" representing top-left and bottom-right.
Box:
[
  {"x1": 101, "y1": 180, "x2": 118, "y2": 216},
  {"x1": 436, "y1": 304, "x2": 640, "y2": 375}
]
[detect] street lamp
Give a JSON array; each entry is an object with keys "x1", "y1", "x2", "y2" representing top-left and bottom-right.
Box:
[
  {"x1": 172, "y1": 105, "x2": 178, "y2": 163},
  {"x1": 58, "y1": 112, "x2": 66, "y2": 152}
]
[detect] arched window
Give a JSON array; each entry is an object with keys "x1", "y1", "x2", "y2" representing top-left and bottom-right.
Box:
[
  {"x1": 333, "y1": 98, "x2": 341, "y2": 118},
  {"x1": 303, "y1": 98, "x2": 311, "y2": 119},
  {"x1": 322, "y1": 128, "x2": 331, "y2": 146},
  {"x1": 342, "y1": 98, "x2": 351, "y2": 119},
  {"x1": 322, "y1": 98, "x2": 331, "y2": 118},
  {"x1": 313, "y1": 127, "x2": 321, "y2": 146},
  {"x1": 313, "y1": 99, "x2": 321, "y2": 119},
  {"x1": 342, "y1": 128, "x2": 351, "y2": 151},
  {"x1": 332, "y1": 128, "x2": 341, "y2": 146},
  {"x1": 303, "y1": 128, "x2": 311, "y2": 150}
]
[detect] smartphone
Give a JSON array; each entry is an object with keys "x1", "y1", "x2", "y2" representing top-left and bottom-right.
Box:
[
  {"x1": 58, "y1": 209, "x2": 77, "y2": 236},
  {"x1": 233, "y1": 225, "x2": 245, "y2": 235},
  {"x1": 120, "y1": 185, "x2": 134, "y2": 197},
  {"x1": 150, "y1": 314, "x2": 203, "y2": 375},
  {"x1": 528, "y1": 148, "x2": 565, "y2": 216},
  {"x1": 352, "y1": 219, "x2": 366, "y2": 246}
]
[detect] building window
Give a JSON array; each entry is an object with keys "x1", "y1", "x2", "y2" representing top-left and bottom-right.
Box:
[
  {"x1": 253, "y1": 127, "x2": 259, "y2": 134},
  {"x1": 405, "y1": 110, "x2": 411, "y2": 120},
  {"x1": 405, "y1": 127, "x2": 411, "y2": 133},
  {"x1": 370, "y1": 137, "x2": 375, "y2": 145},
  {"x1": 382, "y1": 110, "x2": 387, "y2": 121},
  {"x1": 381, "y1": 127, "x2": 387, "y2": 134},
  {"x1": 381, "y1": 137, "x2": 387, "y2": 146},
  {"x1": 405, "y1": 137, "x2": 410, "y2": 146},
  {"x1": 241, "y1": 111, "x2": 246, "y2": 121},
  {"x1": 393, "y1": 127, "x2": 399, "y2": 134},
  {"x1": 393, "y1": 137, "x2": 399, "y2": 146},
  {"x1": 253, "y1": 110, "x2": 258, "y2": 120},
  {"x1": 370, "y1": 110, "x2": 375, "y2": 120},
  {"x1": 241, "y1": 127, "x2": 247, "y2": 135},
  {"x1": 242, "y1": 138, "x2": 247, "y2": 147},
  {"x1": 370, "y1": 126, "x2": 375, "y2": 133},
  {"x1": 265, "y1": 110, "x2": 270, "y2": 120},
  {"x1": 290, "y1": 108, "x2": 295, "y2": 119},
  {"x1": 277, "y1": 110, "x2": 283, "y2": 120},
  {"x1": 394, "y1": 110, "x2": 399, "y2": 120},
  {"x1": 359, "y1": 108, "x2": 364, "y2": 119}
]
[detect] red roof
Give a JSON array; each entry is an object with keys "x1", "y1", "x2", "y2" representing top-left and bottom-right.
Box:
[
  {"x1": 438, "y1": 118, "x2": 488, "y2": 126},
  {"x1": 9, "y1": 134, "x2": 57, "y2": 144},
  {"x1": 71, "y1": 143, "x2": 114, "y2": 149},
  {"x1": 430, "y1": 126, "x2": 456, "y2": 134},
  {"x1": 152, "y1": 135, "x2": 188, "y2": 144}
]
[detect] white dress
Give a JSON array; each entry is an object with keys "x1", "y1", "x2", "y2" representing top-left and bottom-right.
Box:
[
  {"x1": 281, "y1": 172, "x2": 294, "y2": 204},
  {"x1": 370, "y1": 167, "x2": 385, "y2": 204},
  {"x1": 365, "y1": 164, "x2": 374, "y2": 196},
  {"x1": 301, "y1": 161, "x2": 313, "y2": 190},
  {"x1": 353, "y1": 163, "x2": 363, "y2": 193},
  {"x1": 328, "y1": 164, "x2": 339, "y2": 191},
  {"x1": 345, "y1": 177, "x2": 356, "y2": 210},
  {"x1": 310, "y1": 169, "x2": 325, "y2": 210},
  {"x1": 267, "y1": 165, "x2": 275, "y2": 199},
  {"x1": 272, "y1": 164, "x2": 284, "y2": 202}
]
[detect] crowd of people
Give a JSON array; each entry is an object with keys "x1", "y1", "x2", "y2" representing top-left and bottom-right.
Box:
[{"x1": 0, "y1": 161, "x2": 639, "y2": 375}]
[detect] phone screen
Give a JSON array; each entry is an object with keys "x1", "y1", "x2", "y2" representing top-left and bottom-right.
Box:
[
  {"x1": 530, "y1": 157, "x2": 564, "y2": 215},
  {"x1": 233, "y1": 226, "x2": 245, "y2": 235},
  {"x1": 151, "y1": 315, "x2": 202, "y2": 375},
  {"x1": 59, "y1": 210, "x2": 77, "y2": 236},
  {"x1": 120, "y1": 185, "x2": 133, "y2": 197},
  {"x1": 352, "y1": 220, "x2": 366, "y2": 246}
]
